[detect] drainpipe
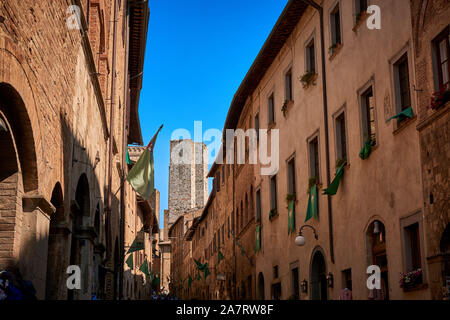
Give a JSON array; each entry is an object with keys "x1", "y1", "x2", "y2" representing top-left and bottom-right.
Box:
[
  {"x1": 300, "y1": 0, "x2": 335, "y2": 264},
  {"x1": 106, "y1": 0, "x2": 119, "y2": 297},
  {"x1": 119, "y1": 0, "x2": 131, "y2": 301},
  {"x1": 233, "y1": 163, "x2": 237, "y2": 299}
]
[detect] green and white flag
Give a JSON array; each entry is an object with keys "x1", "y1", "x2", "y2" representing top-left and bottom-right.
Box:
[
  {"x1": 386, "y1": 107, "x2": 413, "y2": 123},
  {"x1": 127, "y1": 125, "x2": 163, "y2": 200},
  {"x1": 203, "y1": 264, "x2": 211, "y2": 280},
  {"x1": 359, "y1": 140, "x2": 373, "y2": 160},
  {"x1": 126, "y1": 230, "x2": 145, "y2": 254},
  {"x1": 231, "y1": 232, "x2": 246, "y2": 256},
  {"x1": 255, "y1": 225, "x2": 261, "y2": 252},
  {"x1": 194, "y1": 258, "x2": 207, "y2": 271},
  {"x1": 125, "y1": 254, "x2": 134, "y2": 269},
  {"x1": 323, "y1": 164, "x2": 345, "y2": 196},
  {"x1": 126, "y1": 147, "x2": 132, "y2": 165},
  {"x1": 139, "y1": 260, "x2": 150, "y2": 276},
  {"x1": 217, "y1": 250, "x2": 224, "y2": 265},
  {"x1": 288, "y1": 200, "x2": 295, "y2": 235},
  {"x1": 305, "y1": 184, "x2": 318, "y2": 222}
]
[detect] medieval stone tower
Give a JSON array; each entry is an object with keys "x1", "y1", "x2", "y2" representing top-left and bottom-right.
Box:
[{"x1": 167, "y1": 139, "x2": 208, "y2": 225}]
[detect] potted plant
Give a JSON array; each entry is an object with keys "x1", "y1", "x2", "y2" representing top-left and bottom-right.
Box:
[
  {"x1": 281, "y1": 100, "x2": 289, "y2": 117},
  {"x1": 286, "y1": 193, "x2": 296, "y2": 204},
  {"x1": 300, "y1": 72, "x2": 317, "y2": 88},
  {"x1": 430, "y1": 87, "x2": 450, "y2": 110},
  {"x1": 329, "y1": 43, "x2": 338, "y2": 55},
  {"x1": 308, "y1": 176, "x2": 318, "y2": 192},
  {"x1": 399, "y1": 268, "x2": 423, "y2": 290},
  {"x1": 269, "y1": 208, "x2": 277, "y2": 220},
  {"x1": 335, "y1": 158, "x2": 347, "y2": 168}
]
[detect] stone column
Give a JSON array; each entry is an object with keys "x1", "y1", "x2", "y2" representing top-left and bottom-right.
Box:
[{"x1": 21, "y1": 195, "x2": 55, "y2": 299}]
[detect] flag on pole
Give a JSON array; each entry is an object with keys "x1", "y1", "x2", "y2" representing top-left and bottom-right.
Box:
[
  {"x1": 126, "y1": 147, "x2": 132, "y2": 165},
  {"x1": 217, "y1": 250, "x2": 224, "y2": 264},
  {"x1": 255, "y1": 225, "x2": 261, "y2": 252},
  {"x1": 194, "y1": 259, "x2": 207, "y2": 271},
  {"x1": 288, "y1": 200, "x2": 296, "y2": 234},
  {"x1": 126, "y1": 230, "x2": 145, "y2": 254},
  {"x1": 139, "y1": 260, "x2": 150, "y2": 276},
  {"x1": 203, "y1": 264, "x2": 211, "y2": 280},
  {"x1": 359, "y1": 140, "x2": 373, "y2": 160},
  {"x1": 386, "y1": 107, "x2": 413, "y2": 123},
  {"x1": 305, "y1": 184, "x2": 318, "y2": 222},
  {"x1": 127, "y1": 125, "x2": 163, "y2": 200},
  {"x1": 153, "y1": 275, "x2": 160, "y2": 287},
  {"x1": 125, "y1": 254, "x2": 134, "y2": 269},
  {"x1": 231, "y1": 232, "x2": 246, "y2": 256},
  {"x1": 323, "y1": 164, "x2": 345, "y2": 196}
]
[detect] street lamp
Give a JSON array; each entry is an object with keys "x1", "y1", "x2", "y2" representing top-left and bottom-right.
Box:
[
  {"x1": 300, "y1": 279, "x2": 308, "y2": 293},
  {"x1": 295, "y1": 225, "x2": 318, "y2": 247}
]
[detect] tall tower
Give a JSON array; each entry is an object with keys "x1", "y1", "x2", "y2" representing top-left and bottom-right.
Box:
[{"x1": 167, "y1": 139, "x2": 208, "y2": 224}]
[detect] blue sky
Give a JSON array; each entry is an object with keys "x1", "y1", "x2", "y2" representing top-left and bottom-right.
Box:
[{"x1": 138, "y1": 0, "x2": 288, "y2": 228}]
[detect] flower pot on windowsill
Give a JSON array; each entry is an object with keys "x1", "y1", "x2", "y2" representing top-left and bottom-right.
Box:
[
  {"x1": 300, "y1": 72, "x2": 317, "y2": 89},
  {"x1": 430, "y1": 88, "x2": 450, "y2": 111},
  {"x1": 400, "y1": 269, "x2": 423, "y2": 291},
  {"x1": 281, "y1": 100, "x2": 294, "y2": 117},
  {"x1": 269, "y1": 208, "x2": 277, "y2": 221},
  {"x1": 328, "y1": 43, "x2": 342, "y2": 59}
]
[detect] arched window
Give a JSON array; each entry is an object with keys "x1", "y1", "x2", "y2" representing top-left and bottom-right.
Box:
[{"x1": 366, "y1": 220, "x2": 389, "y2": 300}]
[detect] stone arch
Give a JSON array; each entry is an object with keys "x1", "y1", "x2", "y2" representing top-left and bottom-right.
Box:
[
  {"x1": 440, "y1": 224, "x2": 450, "y2": 294},
  {"x1": 309, "y1": 246, "x2": 327, "y2": 300},
  {"x1": 0, "y1": 84, "x2": 38, "y2": 193},
  {"x1": 0, "y1": 83, "x2": 39, "y2": 278},
  {"x1": 68, "y1": 174, "x2": 92, "y2": 300},
  {"x1": 257, "y1": 272, "x2": 265, "y2": 300},
  {"x1": 365, "y1": 219, "x2": 389, "y2": 300},
  {"x1": 45, "y1": 182, "x2": 66, "y2": 300},
  {"x1": 0, "y1": 39, "x2": 43, "y2": 192},
  {"x1": 113, "y1": 237, "x2": 120, "y2": 300}
]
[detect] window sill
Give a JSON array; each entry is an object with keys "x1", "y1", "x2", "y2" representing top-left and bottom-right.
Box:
[
  {"x1": 300, "y1": 73, "x2": 318, "y2": 89},
  {"x1": 402, "y1": 282, "x2": 428, "y2": 293},
  {"x1": 269, "y1": 212, "x2": 279, "y2": 222},
  {"x1": 393, "y1": 115, "x2": 417, "y2": 135},
  {"x1": 329, "y1": 43, "x2": 343, "y2": 61},
  {"x1": 282, "y1": 100, "x2": 294, "y2": 118}
]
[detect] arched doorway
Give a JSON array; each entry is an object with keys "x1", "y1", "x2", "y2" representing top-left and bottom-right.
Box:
[
  {"x1": 46, "y1": 183, "x2": 65, "y2": 299},
  {"x1": 440, "y1": 224, "x2": 450, "y2": 297},
  {"x1": 0, "y1": 84, "x2": 39, "y2": 272},
  {"x1": 68, "y1": 174, "x2": 91, "y2": 300},
  {"x1": 113, "y1": 237, "x2": 120, "y2": 300},
  {"x1": 310, "y1": 249, "x2": 327, "y2": 300},
  {"x1": 257, "y1": 272, "x2": 265, "y2": 300},
  {"x1": 366, "y1": 220, "x2": 389, "y2": 300}
]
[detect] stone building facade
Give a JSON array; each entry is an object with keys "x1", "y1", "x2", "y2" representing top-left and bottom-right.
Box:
[
  {"x1": 225, "y1": 0, "x2": 426, "y2": 300},
  {"x1": 157, "y1": 209, "x2": 171, "y2": 293},
  {"x1": 167, "y1": 139, "x2": 208, "y2": 225},
  {"x1": 409, "y1": 0, "x2": 450, "y2": 300},
  {"x1": 173, "y1": 0, "x2": 448, "y2": 301},
  {"x1": 0, "y1": 0, "x2": 150, "y2": 299},
  {"x1": 165, "y1": 139, "x2": 208, "y2": 296},
  {"x1": 123, "y1": 147, "x2": 159, "y2": 299}
]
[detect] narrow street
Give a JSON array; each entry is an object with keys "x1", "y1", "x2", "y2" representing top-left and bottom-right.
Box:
[{"x1": 0, "y1": 0, "x2": 449, "y2": 304}]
